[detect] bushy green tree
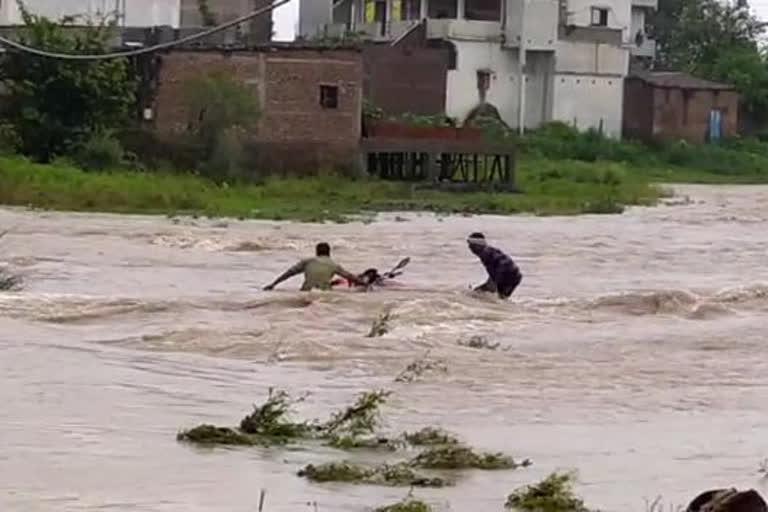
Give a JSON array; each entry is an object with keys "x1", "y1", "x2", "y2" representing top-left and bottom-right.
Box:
[
  {"x1": 650, "y1": 0, "x2": 763, "y2": 71},
  {"x1": 0, "y1": 1, "x2": 136, "y2": 161},
  {"x1": 182, "y1": 70, "x2": 260, "y2": 179}
]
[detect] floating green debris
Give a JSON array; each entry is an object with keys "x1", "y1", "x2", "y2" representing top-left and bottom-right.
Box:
[
  {"x1": 178, "y1": 388, "x2": 398, "y2": 449},
  {"x1": 322, "y1": 390, "x2": 391, "y2": 439},
  {"x1": 297, "y1": 461, "x2": 370, "y2": 483},
  {"x1": 325, "y1": 434, "x2": 400, "y2": 451},
  {"x1": 239, "y1": 388, "x2": 311, "y2": 439},
  {"x1": 394, "y1": 351, "x2": 448, "y2": 383},
  {"x1": 403, "y1": 427, "x2": 461, "y2": 447},
  {"x1": 178, "y1": 388, "x2": 312, "y2": 447},
  {"x1": 505, "y1": 471, "x2": 591, "y2": 512},
  {"x1": 297, "y1": 461, "x2": 450, "y2": 488},
  {"x1": 410, "y1": 444, "x2": 524, "y2": 470},
  {"x1": 368, "y1": 308, "x2": 393, "y2": 337},
  {"x1": 322, "y1": 390, "x2": 397, "y2": 450},
  {"x1": 370, "y1": 462, "x2": 449, "y2": 487},
  {"x1": 373, "y1": 498, "x2": 433, "y2": 512},
  {"x1": 177, "y1": 387, "x2": 533, "y2": 486},
  {"x1": 176, "y1": 425, "x2": 261, "y2": 446}
]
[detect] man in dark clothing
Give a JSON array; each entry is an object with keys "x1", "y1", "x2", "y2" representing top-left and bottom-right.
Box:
[{"x1": 467, "y1": 232, "x2": 522, "y2": 299}]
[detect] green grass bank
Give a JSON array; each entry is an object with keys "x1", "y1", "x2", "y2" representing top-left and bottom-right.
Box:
[
  {"x1": 0, "y1": 155, "x2": 659, "y2": 221},
  {"x1": 521, "y1": 123, "x2": 768, "y2": 184},
  {"x1": 3, "y1": 123, "x2": 768, "y2": 222}
]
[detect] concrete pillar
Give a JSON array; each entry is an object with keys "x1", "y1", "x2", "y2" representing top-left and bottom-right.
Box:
[
  {"x1": 457, "y1": 0, "x2": 465, "y2": 18},
  {"x1": 420, "y1": 0, "x2": 428, "y2": 18},
  {"x1": 385, "y1": 0, "x2": 392, "y2": 35}
]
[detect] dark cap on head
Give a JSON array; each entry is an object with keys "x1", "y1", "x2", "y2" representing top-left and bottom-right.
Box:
[
  {"x1": 467, "y1": 232, "x2": 487, "y2": 250},
  {"x1": 316, "y1": 242, "x2": 331, "y2": 256}
]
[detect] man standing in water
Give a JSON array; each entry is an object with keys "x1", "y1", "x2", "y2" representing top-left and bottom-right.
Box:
[
  {"x1": 263, "y1": 242, "x2": 361, "y2": 291},
  {"x1": 467, "y1": 232, "x2": 522, "y2": 299}
]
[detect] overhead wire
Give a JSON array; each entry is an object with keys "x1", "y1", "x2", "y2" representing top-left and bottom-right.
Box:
[{"x1": 0, "y1": 0, "x2": 293, "y2": 61}]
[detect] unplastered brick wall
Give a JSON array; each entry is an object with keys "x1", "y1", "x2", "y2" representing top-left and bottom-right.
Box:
[
  {"x1": 153, "y1": 48, "x2": 363, "y2": 146},
  {"x1": 652, "y1": 87, "x2": 739, "y2": 143},
  {"x1": 261, "y1": 49, "x2": 363, "y2": 145},
  {"x1": 154, "y1": 51, "x2": 259, "y2": 135},
  {"x1": 152, "y1": 47, "x2": 363, "y2": 172}
]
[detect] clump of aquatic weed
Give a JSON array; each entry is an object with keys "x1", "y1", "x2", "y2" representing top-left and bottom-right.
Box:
[
  {"x1": 374, "y1": 497, "x2": 433, "y2": 512},
  {"x1": 374, "y1": 491, "x2": 433, "y2": 512},
  {"x1": 239, "y1": 388, "x2": 311, "y2": 438},
  {"x1": 176, "y1": 424, "x2": 262, "y2": 446},
  {"x1": 368, "y1": 307, "x2": 394, "y2": 337},
  {"x1": 410, "y1": 444, "x2": 528, "y2": 470},
  {"x1": 403, "y1": 427, "x2": 460, "y2": 446},
  {"x1": 297, "y1": 461, "x2": 449, "y2": 488},
  {"x1": 178, "y1": 388, "x2": 312, "y2": 447},
  {"x1": 322, "y1": 390, "x2": 393, "y2": 449},
  {"x1": 395, "y1": 350, "x2": 448, "y2": 383},
  {"x1": 505, "y1": 470, "x2": 592, "y2": 512}
]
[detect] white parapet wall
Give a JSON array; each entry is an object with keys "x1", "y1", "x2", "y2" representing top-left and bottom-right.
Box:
[
  {"x1": 549, "y1": 39, "x2": 629, "y2": 138},
  {"x1": 552, "y1": 74, "x2": 625, "y2": 137},
  {"x1": 445, "y1": 40, "x2": 521, "y2": 126}
]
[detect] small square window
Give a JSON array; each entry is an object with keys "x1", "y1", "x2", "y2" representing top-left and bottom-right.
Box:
[
  {"x1": 590, "y1": 7, "x2": 608, "y2": 26},
  {"x1": 319, "y1": 85, "x2": 339, "y2": 109}
]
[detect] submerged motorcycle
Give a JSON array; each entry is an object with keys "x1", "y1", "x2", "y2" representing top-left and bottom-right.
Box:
[{"x1": 330, "y1": 257, "x2": 410, "y2": 291}]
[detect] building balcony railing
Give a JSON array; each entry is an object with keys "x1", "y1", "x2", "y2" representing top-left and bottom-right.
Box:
[
  {"x1": 342, "y1": 17, "x2": 501, "y2": 43},
  {"x1": 425, "y1": 18, "x2": 502, "y2": 41},
  {"x1": 355, "y1": 20, "x2": 421, "y2": 41},
  {"x1": 632, "y1": 0, "x2": 658, "y2": 9}
]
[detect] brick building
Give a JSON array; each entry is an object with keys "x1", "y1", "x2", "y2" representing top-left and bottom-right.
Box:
[
  {"x1": 361, "y1": 23, "x2": 450, "y2": 117},
  {"x1": 623, "y1": 71, "x2": 739, "y2": 143},
  {"x1": 152, "y1": 44, "x2": 363, "y2": 172}
]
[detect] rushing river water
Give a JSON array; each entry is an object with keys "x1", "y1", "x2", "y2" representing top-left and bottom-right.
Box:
[{"x1": 2, "y1": 184, "x2": 768, "y2": 512}]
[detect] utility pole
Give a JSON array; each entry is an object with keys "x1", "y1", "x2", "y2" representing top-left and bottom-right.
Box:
[{"x1": 517, "y1": 0, "x2": 526, "y2": 135}]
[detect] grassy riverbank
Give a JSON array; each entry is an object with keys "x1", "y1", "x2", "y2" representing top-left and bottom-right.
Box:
[
  {"x1": 521, "y1": 123, "x2": 768, "y2": 184},
  {"x1": 0, "y1": 155, "x2": 660, "y2": 222},
  {"x1": 3, "y1": 123, "x2": 768, "y2": 222}
]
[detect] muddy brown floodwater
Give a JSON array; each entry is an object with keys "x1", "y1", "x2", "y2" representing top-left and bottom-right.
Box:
[{"x1": 1, "y1": 184, "x2": 768, "y2": 512}]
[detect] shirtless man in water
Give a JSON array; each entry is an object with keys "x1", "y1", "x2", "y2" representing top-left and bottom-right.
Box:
[{"x1": 263, "y1": 242, "x2": 361, "y2": 291}]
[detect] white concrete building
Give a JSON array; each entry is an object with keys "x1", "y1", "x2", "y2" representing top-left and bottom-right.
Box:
[
  {"x1": 300, "y1": 0, "x2": 657, "y2": 138},
  {"x1": 0, "y1": 0, "x2": 182, "y2": 28}
]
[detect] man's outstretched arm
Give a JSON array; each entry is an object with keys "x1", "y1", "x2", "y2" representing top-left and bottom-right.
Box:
[
  {"x1": 335, "y1": 265, "x2": 361, "y2": 286},
  {"x1": 263, "y1": 260, "x2": 306, "y2": 290}
]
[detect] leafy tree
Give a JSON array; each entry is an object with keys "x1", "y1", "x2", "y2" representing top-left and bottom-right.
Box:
[
  {"x1": 697, "y1": 46, "x2": 768, "y2": 121},
  {"x1": 649, "y1": 0, "x2": 764, "y2": 71},
  {"x1": 182, "y1": 71, "x2": 260, "y2": 179},
  {"x1": 0, "y1": 1, "x2": 136, "y2": 161}
]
